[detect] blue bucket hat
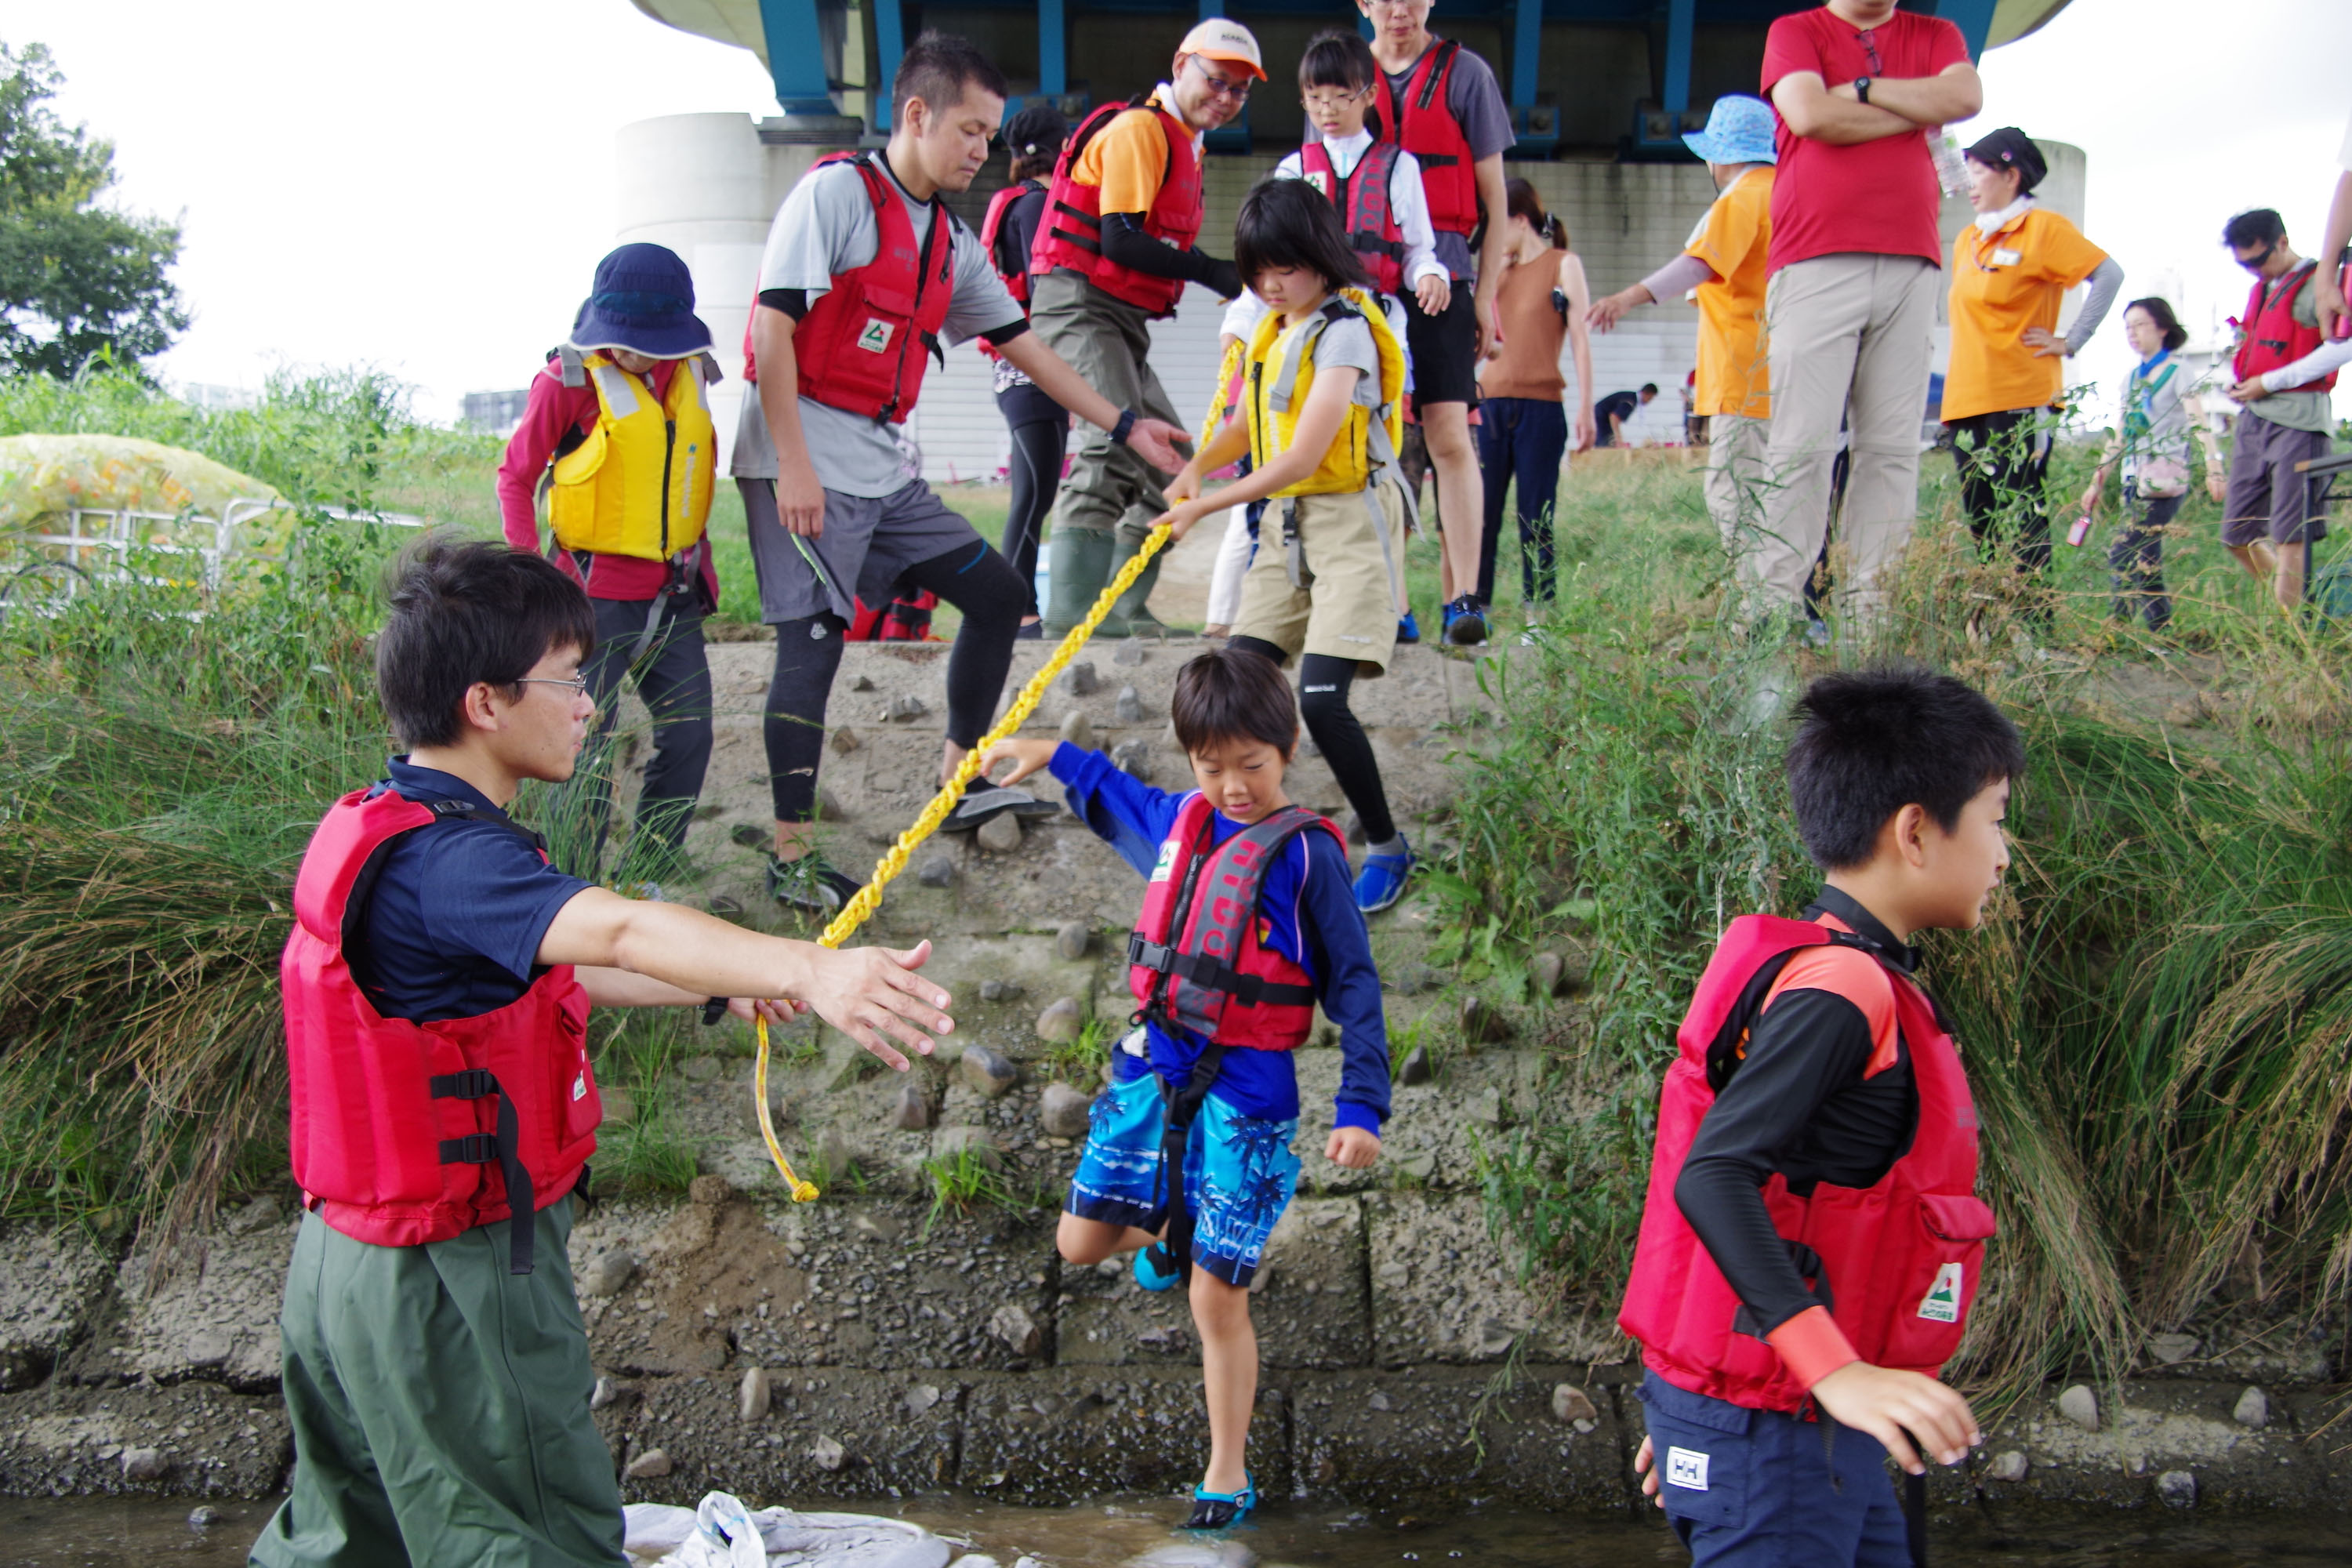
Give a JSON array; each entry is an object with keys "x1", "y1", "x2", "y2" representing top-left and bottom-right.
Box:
[
  {"x1": 567, "y1": 243, "x2": 712, "y2": 358},
  {"x1": 1682, "y1": 95, "x2": 1778, "y2": 166}
]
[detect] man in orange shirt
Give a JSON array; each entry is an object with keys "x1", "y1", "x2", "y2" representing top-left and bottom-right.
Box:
[
  {"x1": 1591, "y1": 96, "x2": 1779, "y2": 597},
  {"x1": 1936, "y1": 127, "x2": 2121, "y2": 579},
  {"x1": 1029, "y1": 19, "x2": 1259, "y2": 636}
]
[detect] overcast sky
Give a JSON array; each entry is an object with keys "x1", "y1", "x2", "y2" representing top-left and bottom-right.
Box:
[{"x1": 7, "y1": 0, "x2": 2348, "y2": 424}]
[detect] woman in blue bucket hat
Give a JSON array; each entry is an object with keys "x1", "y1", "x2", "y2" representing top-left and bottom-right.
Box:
[
  {"x1": 1589, "y1": 96, "x2": 1781, "y2": 602},
  {"x1": 496, "y1": 242, "x2": 725, "y2": 893}
]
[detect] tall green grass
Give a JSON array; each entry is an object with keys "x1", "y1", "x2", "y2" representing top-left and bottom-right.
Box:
[{"x1": 1450, "y1": 443, "x2": 2352, "y2": 1400}]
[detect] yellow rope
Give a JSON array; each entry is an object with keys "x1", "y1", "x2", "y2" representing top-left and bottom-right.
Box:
[
  {"x1": 753, "y1": 521, "x2": 1178, "y2": 1202},
  {"x1": 1203, "y1": 337, "x2": 1244, "y2": 448}
]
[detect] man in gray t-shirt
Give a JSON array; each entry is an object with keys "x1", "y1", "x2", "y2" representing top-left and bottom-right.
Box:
[
  {"x1": 732, "y1": 34, "x2": 1184, "y2": 914},
  {"x1": 2218, "y1": 207, "x2": 2336, "y2": 612}
]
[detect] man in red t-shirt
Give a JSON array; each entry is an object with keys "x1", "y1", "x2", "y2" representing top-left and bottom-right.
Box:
[{"x1": 1755, "y1": 0, "x2": 1980, "y2": 629}]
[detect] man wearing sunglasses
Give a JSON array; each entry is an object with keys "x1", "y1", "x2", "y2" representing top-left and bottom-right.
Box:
[
  {"x1": 2219, "y1": 208, "x2": 2341, "y2": 612},
  {"x1": 1030, "y1": 19, "x2": 1262, "y2": 638},
  {"x1": 1753, "y1": 0, "x2": 1982, "y2": 632}
]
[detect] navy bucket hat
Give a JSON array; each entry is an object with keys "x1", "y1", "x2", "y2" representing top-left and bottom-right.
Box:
[{"x1": 567, "y1": 243, "x2": 712, "y2": 358}]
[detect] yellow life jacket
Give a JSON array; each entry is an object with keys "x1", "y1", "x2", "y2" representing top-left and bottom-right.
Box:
[
  {"x1": 546, "y1": 351, "x2": 716, "y2": 561},
  {"x1": 1244, "y1": 288, "x2": 1407, "y2": 499}
]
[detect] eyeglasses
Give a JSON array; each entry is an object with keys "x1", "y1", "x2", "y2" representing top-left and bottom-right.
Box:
[
  {"x1": 1856, "y1": 28, "x2": 1883, "y2": 75},
  {"x1": 517, "y1": 675, "x2": 590, "y2": 699},
  {"x1": 1188, "y1": 57, "x2": 1253, "y2": 102},
  {"x1": 1302, "y1": 86, "x2": 1373, "y2": 114}
]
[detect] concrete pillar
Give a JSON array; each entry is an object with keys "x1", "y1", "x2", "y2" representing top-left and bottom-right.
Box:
[{"x1": 615, "y1": 114, "x2": 774, "y2": 469}]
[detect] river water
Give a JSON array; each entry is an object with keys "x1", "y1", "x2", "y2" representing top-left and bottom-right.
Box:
[{"x1": 11, "y1": 1493, "x2": 2352, "y2": 1566}]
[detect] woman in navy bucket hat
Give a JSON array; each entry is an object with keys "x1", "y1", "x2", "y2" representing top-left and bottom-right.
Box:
[
  {"x1": 567, "y1": 242, "x2": 714, "y2": 358},
  {"x1": 495, "y1": 241, "x2": 725, "y2": 893},
  {"x1": 1590, "y1": 96, "x2": 1782, "y2": 590}
]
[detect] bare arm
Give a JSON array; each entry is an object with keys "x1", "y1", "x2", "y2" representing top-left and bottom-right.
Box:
[
  {"x1": 539, "y1": 886, "x2": 953, "y2": 1069},
  {"x1": 1559, "y1": 252, "x2": 1599, "y2": 452},
  {"x1": 1850, "y1": 63, "x2": 1982, "y2": 129},
  {"x1": 1773, "y1": 65, "x2": 1978, "y2": 145},
  {"x1": 1471, "y1": 153, "x2": 1512, "y2": 358},
  {"x1": 2318, "y1": 169, "x2": 2352, "y2": 339},
  {"x1": 753, "y1": 304, "x2": 826, "y2": 537},
  {"x1": 996, "y1": 332, "x2": 1186, "y2": 474},
  {"x1": 1155, "y1": 367, "x2": 1363, "y2": 538}
]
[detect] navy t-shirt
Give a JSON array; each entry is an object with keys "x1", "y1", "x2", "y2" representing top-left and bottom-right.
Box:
[{"x1": 355, "y1": 758, "x2": 593, "y2": 1024}]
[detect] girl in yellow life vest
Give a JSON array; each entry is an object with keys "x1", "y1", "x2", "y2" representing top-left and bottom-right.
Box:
[
  {"x1": 1156, "y1": 177, "x2": 1417, "y2": 915},
  {"x1": 495, "y1": 244, "x2": 724, "y2": 893}
]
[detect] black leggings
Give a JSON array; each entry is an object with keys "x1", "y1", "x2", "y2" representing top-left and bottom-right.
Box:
[
  {"x1": 1229, "y1": 638, "x2": 1396, "y2": 847},
  {"x1": 1949, "y1": 408, "x2": 2055, "y2": 574},
  {"x1": 764, "y1": 539, "x2": 1027, "y2": 822},
  {"x1": 998, "y1": 385, "x2": 1067, "y2": 619}
]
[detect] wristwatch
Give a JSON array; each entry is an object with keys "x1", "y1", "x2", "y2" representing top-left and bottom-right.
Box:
[
  {"x1": 1854, "y1": 76, "x2": 1873, "y2": 104},
  {"x1": 1110, "y1": 408, "x2": 1138, "y2": 445}
]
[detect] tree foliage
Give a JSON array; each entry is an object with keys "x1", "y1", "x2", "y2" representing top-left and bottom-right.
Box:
[{"x1": 0, "y1": 40, "x2": 185, "y2": 379}]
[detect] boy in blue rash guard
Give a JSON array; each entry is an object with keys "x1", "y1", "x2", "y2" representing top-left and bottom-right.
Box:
[{"x1": 981, "y1": 645, "x2": 1388, "y2": 1530}]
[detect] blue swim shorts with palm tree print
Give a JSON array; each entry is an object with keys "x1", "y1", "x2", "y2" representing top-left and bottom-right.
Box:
[{"x1": 1065, "y1": 1068, "x2": 1302, "y2": 1288}]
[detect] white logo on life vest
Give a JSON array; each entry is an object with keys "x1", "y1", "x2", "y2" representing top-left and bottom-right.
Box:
[
  {"x1": 1150, "y1": 840, "x2": 1179, "y2": 883},
  {"x1": 572, "y1": 1072, "x2": 588, "y2": 1102},
  {"x1": 857, "y1": 318, "x2": 895, "y2": 353},
  {"x1": 1666, "y1": 1446, "x2": 1709, "y2": 1490},
  {"x1": 1918, "y1": 1261, "x2": 1965, "y2": 1323}
]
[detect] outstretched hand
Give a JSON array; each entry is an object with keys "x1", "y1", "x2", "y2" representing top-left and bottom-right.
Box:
[
  {"x1": 979, "y1": 737, "x2": 1058, "y2": 788},
  {"x1": 1125, "y1": 418, "x2": 1191, "y2": 476},
  {"x1": 795, "y1": 940, "x2": 953, "y2": 1072},
  {"x1": 1149, "y1": 495, "x2": 1220, "y2": 542}
]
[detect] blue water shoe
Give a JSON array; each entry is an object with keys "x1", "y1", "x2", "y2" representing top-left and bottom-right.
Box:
[
  {"x1": 1353, "y1": 837, "x2": 1414, "y2": 914},
  {"x1": 1185, "y1": 1472, "x2": 1258, "y2": 1530},
  {"x1": 1134, "y1": 1242, "x2": 1181, "y2": 1292}
]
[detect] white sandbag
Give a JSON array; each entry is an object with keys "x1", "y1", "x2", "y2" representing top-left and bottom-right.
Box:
[{"x1": 624, "y1": 1492, "x2": 953, "y2": 1568}]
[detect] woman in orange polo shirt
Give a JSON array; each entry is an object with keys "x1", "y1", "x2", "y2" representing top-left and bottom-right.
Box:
[{"x1": 1937, "y1": 127, "x2": 2124, "y2": 578}]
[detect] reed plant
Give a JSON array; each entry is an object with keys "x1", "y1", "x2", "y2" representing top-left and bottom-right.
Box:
[{"x1": 1450, "y1": 442, "x2": 2352, "y2": 1401}]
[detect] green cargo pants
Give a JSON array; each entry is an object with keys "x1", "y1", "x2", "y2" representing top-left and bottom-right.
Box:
[
  {"x1": 1029, "y1": 268, "x2": 1185, "y2": 545},
  {"x1": 248, "y1": 1199, "x2": 626, "y2": 1568}
]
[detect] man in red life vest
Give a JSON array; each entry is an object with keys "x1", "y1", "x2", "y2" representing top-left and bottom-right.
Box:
[
  {"x1": 1359, "y1": 0, "x2": 1515, "y2": 645},
  {"x1": 255, "y1": 539, "x2": 956, "y2": 1566},
  {"x1": 730, "y1": 33, "x2": 1187, "y2": 914},
  {"x1": 2219, "y1": 208, "x2": 2339, "y2": 612},
  {"x1": 1620, "y1": 666, "x2": 2019, "y2": 1566},
  {"x1": 1029, "y1": 18, "x2": 1261, "y2": 638}
]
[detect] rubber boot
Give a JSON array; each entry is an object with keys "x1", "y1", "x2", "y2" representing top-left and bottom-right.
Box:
[
  {"x1": 1103, "y1": 531, "x2": 1165, "y2": 637},
  {"x1": 1041, "y1": 527, "x2": 1114, "y2": 637}
]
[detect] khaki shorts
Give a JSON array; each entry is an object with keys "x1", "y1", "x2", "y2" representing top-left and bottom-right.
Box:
[{"x1": 1231, "y1": 481, "x2": 1408, "y2": 673}]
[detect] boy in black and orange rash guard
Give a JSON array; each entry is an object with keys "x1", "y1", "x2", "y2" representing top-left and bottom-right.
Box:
[{"x1": 1619, "y1": 668, "x2": 2023, "y2": 1566}]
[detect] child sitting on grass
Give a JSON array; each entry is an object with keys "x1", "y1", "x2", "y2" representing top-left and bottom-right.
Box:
[
  {"x1": 1620, "y1": 666, "x2": 2016, "y2": 1565},
  {"x1": 980, "y1": 646, "x2": 1389, "y2": 1530},
  {"x1": 1156, "y1": 177, "x2": 1418, "y2": 915}
]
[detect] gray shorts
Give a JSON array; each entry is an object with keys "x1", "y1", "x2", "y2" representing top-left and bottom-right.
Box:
[
  {"x1": 2221, "y1": 410, "x2": 2331, "y2": 548},
  {"x1": 739, "y1": 476, "x2": 988, "y2": 625}
]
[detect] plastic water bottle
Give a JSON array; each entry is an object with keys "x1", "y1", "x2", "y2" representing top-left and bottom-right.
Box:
[
  {"x1": 1930, "y1": 128, "x2": 1968, "y2": 199},
  {"x1": 2067, "y1": 510, "x2": 2093, "y2": 548}
]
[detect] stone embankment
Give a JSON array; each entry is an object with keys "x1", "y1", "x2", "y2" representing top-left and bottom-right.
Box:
[{"x1": 2, "y1": 641, "x2": 2349, "y2": 1517}]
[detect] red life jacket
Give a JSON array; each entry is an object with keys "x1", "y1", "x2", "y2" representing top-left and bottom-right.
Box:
[
  {"x1": 1126, "y1": 793, "x2": 1339, "y2": 1050},
  {"x1": 1299, "y1": 140, "x2": 1408, "y2": 298},
  {"x1": 790, "y1": 152, "x2": 956, "y2": 424},
  {"x1": 847, "y1": 588, "x2": 939, "y2": 641},
  {"x1": 1379, "y1": 39, "x2": 1479, "y2": 241},
  {"x1": 976, "y1": 178, "x2": 1043, "y2": 365},
  {"x1": 2232, "y1": 258, "x2": 2336, "y2": 394},
  {"x1": 1617, "y1": 915, "x2": 1996, "y2": 1414},
  {"x1": 1031, "y1": 96, "x2": 1205, "y2": 319},
  {"x1": 280, "y1": 789, "x2": 601, "y2": 1275}
]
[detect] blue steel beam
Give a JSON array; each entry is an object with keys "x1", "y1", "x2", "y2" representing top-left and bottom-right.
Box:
[
  {"x1": 1040, "y1": 0, "x2": 1068, "y2": 96},
  {"x1": 1661, "y1": 0, "x2": 1695, "y2": 114},
  {"x1": 1932, "y1": 0, "x2": 1998, "y2": 59},
  {"x1": 874, "y1": 0, "x2": 907, "y2": 129},
  {"x1": 1509, "y1": 0, "x2": 1542, "y2": 111},
  {"x1": 756, "y1": 0, "x2": 838, "y2": 114}
]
